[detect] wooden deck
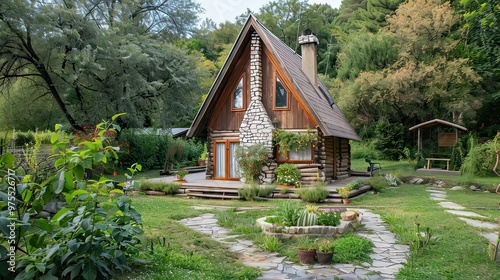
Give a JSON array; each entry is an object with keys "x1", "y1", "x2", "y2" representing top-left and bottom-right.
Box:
[{"x1": 148, "y1": 172, "x2": 372, "y2": 201}]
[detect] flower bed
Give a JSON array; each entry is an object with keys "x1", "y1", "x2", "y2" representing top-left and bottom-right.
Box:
[{"x1": 257, "y1": 209, "x2": 362, "y2": 238}]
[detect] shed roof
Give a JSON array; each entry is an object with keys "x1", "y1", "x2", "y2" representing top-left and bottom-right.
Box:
[
  {"x1": 187, "y1": 15, "x2": 359, "y2": 140},
  {"x1": 409, "y1": 119, "x2": 468, "y2": 132}
]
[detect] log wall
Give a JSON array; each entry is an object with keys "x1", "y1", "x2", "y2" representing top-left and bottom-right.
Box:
[{"x1": 336, "y1": 138, "x2": 351, "y2": 180}]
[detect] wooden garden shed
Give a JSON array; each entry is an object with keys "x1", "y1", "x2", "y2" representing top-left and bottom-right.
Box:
[{"x1": 409, "y1": 119, "x2": 468, "y2": 170}]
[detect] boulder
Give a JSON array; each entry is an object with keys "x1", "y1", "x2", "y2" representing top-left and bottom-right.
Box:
[
  {"x1": 450, "y1": 186, "x2": 465, "y2": 191},
  {"x1": 410, "y1": 178, "x2": 424, "y2": 184}
]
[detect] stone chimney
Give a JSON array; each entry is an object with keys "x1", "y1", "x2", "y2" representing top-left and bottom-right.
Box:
[{"x1": 298, "y1": 29, "x2": 319, "y2": 87}]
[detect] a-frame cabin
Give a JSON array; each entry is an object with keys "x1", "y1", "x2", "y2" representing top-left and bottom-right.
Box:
[{"x1": 188, "y1": 15, "x2": 360, "y2": 184}]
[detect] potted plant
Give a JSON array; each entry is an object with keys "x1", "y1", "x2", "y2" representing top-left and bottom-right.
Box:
[
  {"x1": 316, "y1": 239, "x2": 335, "y2": 265},
  {"x1": 337, "y1": 186, "x2": 352, "y2": 204},
  {"x1": 296, "y1": 237, "x2": 316, "y2": 265},
  {"x1": 197, "y1": 144, "x2": 207, "y2": 166},
  {"x1": 173, "y1": 169, "x2": 188, "y2": 182},
  {"x1": 275, "y1": 163, "x2": 301, "y2": 188}
]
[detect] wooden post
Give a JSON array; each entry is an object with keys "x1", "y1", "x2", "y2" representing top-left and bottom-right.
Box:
[{"x1": 417, "y1": 129, "x2": 422, "y2": 154}]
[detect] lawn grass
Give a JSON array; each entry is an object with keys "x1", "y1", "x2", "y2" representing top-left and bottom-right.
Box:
[
  {"x1": 353, "y1": 185, "x2": 500, "y2": 279},
  {"x1": 127, "y1": 160, "x2": 500, "y2": 280},
  {"x1": 126, "y1": 196, "x2": 272, "y2": 279}
]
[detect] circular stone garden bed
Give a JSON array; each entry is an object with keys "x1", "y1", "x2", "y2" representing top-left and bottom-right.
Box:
[{"x1": 257, "y1": 209, "x2": 362, "y2": 238}]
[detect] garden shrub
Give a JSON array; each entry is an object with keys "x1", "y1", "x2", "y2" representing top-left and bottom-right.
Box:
[
  {"x1": 332, "y1": 233, "x2": 374, "y2": 264},
  {"x1": 0, "y1": 115, "x2": 144, "y2": 280},
  {"x1": 350, "y1": 140, "x2": 384, "y2": 160},
  {"x1": 234, "y1": 144, "x2": 270, "y2": 183},
  {"x1": 274, "y1": 163, "x2": 301, "y2": 187},
  {"x1": 276, "y1": 200, "x2": 301, "y2": 226},
  {"x1": 461, "y1": 139, "x2": 496, "y2": 176},
  {"x1": 295, "y1": 183, "x2": 329, "y2": 203},
  {"x1": 162, "y1": 183, "x2": 181, "y2": 195},
  {"x1": 238, "y1": 184, "x2": 275, "y2": 200},
  {"x1": 365, "y1": 176, "x2": 388, "y2": 192},
  {"x1": 316, "y1": 209, "x2": 341, "y2": 226}
]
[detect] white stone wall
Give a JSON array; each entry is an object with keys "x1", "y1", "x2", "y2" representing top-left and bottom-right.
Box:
[
  {"x1": 239, "y1": 32, "x2": 275, "y2": 183},
  {"x1": 240, "y1": 32, "x2": 274, "y2": 148}
]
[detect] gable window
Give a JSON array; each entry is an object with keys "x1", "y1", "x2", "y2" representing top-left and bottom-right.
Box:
[
  {"x1": 277, "y1": 143, "x2": 313, "y2": 163},
  {"x1": 275, "y1": 76, "x2": 288, "y2": 109},
  {"x1": 232, "y1": 77, "x2": 244, "y2": 110}
]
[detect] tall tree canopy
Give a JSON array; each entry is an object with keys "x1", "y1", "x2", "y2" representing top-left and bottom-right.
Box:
[
  {"x1": 336, "y1": 0, "x2": 480, "y2": 128},
  {"x1": 0, "y1": 0, "x2": 203, "y2": 130}
]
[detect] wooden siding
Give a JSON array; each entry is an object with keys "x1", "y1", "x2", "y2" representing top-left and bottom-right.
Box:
[
  {"x1": 211, "y1": 47, "x2": 251, "y2": 131},
  {"x1": 262, "y1": 46, "x2": 316, "y2": 129}
]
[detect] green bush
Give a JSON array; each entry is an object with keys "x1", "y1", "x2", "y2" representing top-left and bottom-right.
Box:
[
  {"x1": 162, "y1": 182, "x2": 181, "y2": 195},
  {"x1": 317, "y1": 209, "x2": 341, "y2": 226},
  {"x1": 1, "y1": 114, "x2": 144, "y2": 280},
  {"x1": 276, "y1": 200, "x2": 301, "y2": 226},
  {"x1": 332, "y1": 233, "x2": 374, "y2": 264},
  {"x1": 350, "y1": 140, "x2": 384, "y2": 160},
  {"x1": 461, "y1": 139, "x2": 496, "y2": 176},
  {"x1": 238, "y1": 184, "x2": 275, "y2": 200},
  {"x1": 275, "y1": 163, "x2": 301, "y2": 186},
  {"x1": 295, "y1": 184, "x2": 329, "y2": 203},
  {"x1": 365, "y1": 176, "x2": 389, "y2": 192},
  {"x1": 234, "y1": 144, "x2": 269, "y2": 183}
]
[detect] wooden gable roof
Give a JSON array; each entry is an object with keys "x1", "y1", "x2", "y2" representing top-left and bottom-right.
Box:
[{"x1": 188, "y1": 15, "x2": 360, "y2": 141}]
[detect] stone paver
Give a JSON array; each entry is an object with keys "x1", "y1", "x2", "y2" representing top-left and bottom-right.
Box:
[
  {"x1": 178, "y1": 207, "x2": 409, "y2": 279},
  {"x1": 427, "y1": 188, "x2": 500, "y2": 248},
  {"x1": 445, "y1": 210, "x2": 487, "y2": 218},
  {"x1": 458, "y1": 217, "x2": 499, "y2": 230}
]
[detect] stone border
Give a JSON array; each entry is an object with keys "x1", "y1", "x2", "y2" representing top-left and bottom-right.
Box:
[{"x1": 256, "y1": 215, "x2": 361, "y2": 238}]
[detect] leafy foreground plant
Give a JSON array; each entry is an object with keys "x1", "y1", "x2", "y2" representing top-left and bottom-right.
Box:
[{"x1": 0, "y1": 113, "x2": 144, "y2": 279}]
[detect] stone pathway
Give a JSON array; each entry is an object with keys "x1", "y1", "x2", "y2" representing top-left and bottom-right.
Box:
[
  {"x1": 426, "y1": 189, "x2": 499, "y2": 243},
  {"x1": 179, "y1": 207, "x2": 409, "y2": 280}
]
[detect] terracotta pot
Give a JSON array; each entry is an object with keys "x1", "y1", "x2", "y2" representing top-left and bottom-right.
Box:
[
  {"x1": 316, "y1": 251, "x2": 333, "y2": 265},
  {"x1": 342, "y1": 198, "x2": 349, "y2": 204},
  {"x1": 297, "y1": 249, "x2": 316, "y2": 265}
]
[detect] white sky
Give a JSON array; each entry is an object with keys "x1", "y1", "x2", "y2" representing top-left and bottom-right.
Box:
[{"x1": 196, "y1": 0, "x2": 343, "y2": 25}]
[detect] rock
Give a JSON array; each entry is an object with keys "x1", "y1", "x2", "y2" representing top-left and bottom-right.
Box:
[
  {"x1": 469, "y1": 185, "x2": 480, "y2": 191},
  {"x1": 450, "y1": 186, "x2": 464, "y2": 191},
  {"x1": 410, "y1": 178, "x2": 424, "y2": 184},
  {"x1": 434, "y1": 180, "x2": 446, "y2": 187},
  {"x1": 341, "y1": 211, "x2": 359, "y2": 221}
]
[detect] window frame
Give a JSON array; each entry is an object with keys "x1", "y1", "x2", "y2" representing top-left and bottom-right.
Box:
[
  {"x1": 273, "y1": 73, "x2": 290, "y2": 111},
  {"x1": 231, "y1": 74, "x2": 246, "y2": 112},
  {"x1": 276, "y1": 142, "x2": 314, "y2": 163}
]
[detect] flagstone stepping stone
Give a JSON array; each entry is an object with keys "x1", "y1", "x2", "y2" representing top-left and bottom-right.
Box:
[
  {"x1": 445, "y1": 210, "x2": 487, "y2": 218},
  {"x1": 480, "y1": 232, "x2": 499, "y2": 244},
  {"x1": 426, "y1": 189, "x2": 447, "y2": 194},
  {"x1": 458, "y1": 217, "x2": 499, "y2": 230},
  {"x1": 438, "y1": 201, "x2": 465, "y2": 210}
]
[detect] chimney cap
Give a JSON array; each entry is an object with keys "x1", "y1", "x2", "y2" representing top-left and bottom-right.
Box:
[{"x1": 302, "y1": 29, "x2": 313, "y2": 36}]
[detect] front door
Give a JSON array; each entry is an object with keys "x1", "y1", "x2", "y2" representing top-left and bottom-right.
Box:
[{"x1": 214, "y1": 140, "x2": 240, "y2": 180}]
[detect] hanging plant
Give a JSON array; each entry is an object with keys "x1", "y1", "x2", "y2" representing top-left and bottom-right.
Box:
[{"x1": 272, "y1": 129, "x2": 317, "y2": 155}]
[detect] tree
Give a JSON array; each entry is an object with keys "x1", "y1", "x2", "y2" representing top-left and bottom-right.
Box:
[
  {"x1": 456, "y1": 0, "x2": 500, "y2": 135},
  {"x1": 0, "y1": 0, "x2": 203, "y2": 131},
  {"x1": 337, "y1": 0, "x2": 480, "y2": 128}
]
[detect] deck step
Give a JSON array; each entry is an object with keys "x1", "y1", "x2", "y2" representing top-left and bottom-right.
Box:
[
  {"x1": 187, "y1": 192, "x2": 240, "y2": 199},
  {"x1": 185, "y1": 188, "x2": 240, "y2": 194}
]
